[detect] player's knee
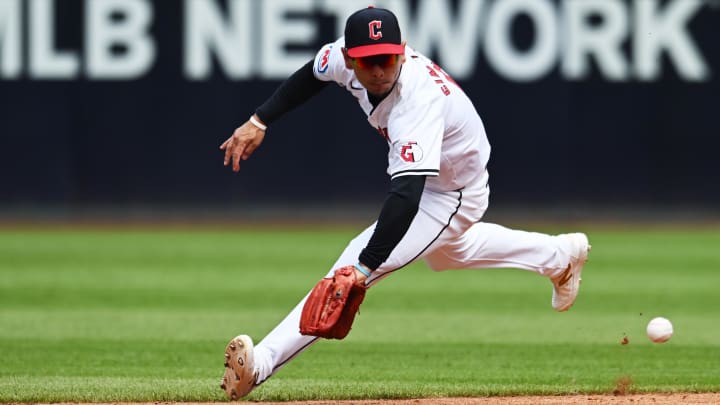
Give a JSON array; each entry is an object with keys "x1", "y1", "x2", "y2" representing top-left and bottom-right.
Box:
[{"x1": 424, "y1": 256, "x2": 453, "y2": 272}]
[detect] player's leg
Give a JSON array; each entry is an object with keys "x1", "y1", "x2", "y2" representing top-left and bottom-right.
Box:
[
  {"x1": 419, "y1": 178, "x2": 590, "y2": 311},
  {"x1": 250, "y1": 223, "x2": 377, "y2": 386},
  {"x1": 221, "y1": 224, "x2": 378, "y2": 399},
  {"x1": 424, "y1": 222, "x2": 571, "y2": 276},
  {"x1": 424, "y1": 222, "x2": 590, "y2": 311},
  {"x1": 242, "y1": 189, "x2": 467, "y2": 394}
]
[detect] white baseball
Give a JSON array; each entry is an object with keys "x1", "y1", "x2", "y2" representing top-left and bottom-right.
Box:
[{"x1": 646, "y1": 317, "x2": 673, "y2": 343}]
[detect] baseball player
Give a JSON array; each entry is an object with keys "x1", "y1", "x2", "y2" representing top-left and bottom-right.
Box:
[{"x1": 219, "y1": 6, "x2": 590, "y2": 400}]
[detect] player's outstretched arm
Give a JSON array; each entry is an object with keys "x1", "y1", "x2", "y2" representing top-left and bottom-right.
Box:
[
  {"x1": 219, "y1": 60, "x2": 328, "y2": 173},
  {"x1": 220, "y1": 114, "x2": 266, "y2": 172}
]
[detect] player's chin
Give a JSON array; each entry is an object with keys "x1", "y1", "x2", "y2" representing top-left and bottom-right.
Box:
[{"x1": 367, "y1": 82, "x2": 393, "y2": 96}]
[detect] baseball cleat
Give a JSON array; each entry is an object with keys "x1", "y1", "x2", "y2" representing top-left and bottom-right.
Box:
[
  {"x1": 551, "y1": 233, "x2": 591, "y2": 312},
  {"x1": 220, "y1": 334, "x2": 257, "y2": 400}
]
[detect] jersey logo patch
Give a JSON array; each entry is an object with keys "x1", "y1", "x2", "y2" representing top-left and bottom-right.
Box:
[
  {"x1": 317, "y1": 46, "x2": 331, "y2": 73},
  {"x1": 399, "y1": 141, "x2": 423, "y2": 163}
]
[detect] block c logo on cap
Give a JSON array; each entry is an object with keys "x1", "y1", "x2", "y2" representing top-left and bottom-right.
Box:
[{"x1": 368, "y1": 20, "x2": 382, "y2": 40}]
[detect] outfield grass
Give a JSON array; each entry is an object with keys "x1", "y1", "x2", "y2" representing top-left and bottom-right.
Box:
[{"x1": 0, "y1": 225, "x2": 719, "y2": 402}]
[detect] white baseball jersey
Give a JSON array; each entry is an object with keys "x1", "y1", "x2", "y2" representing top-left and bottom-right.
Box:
[{"x1": 312, "y1": 38, "x2": 491, "y2": 192}]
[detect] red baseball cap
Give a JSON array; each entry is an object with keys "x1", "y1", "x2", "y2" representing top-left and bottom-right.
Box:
[{"x1": 344, "y1": 7, "x2": 404, "y2": 58}]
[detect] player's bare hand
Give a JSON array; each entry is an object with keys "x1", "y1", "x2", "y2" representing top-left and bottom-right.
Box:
[{"x1": 220, "y1": 115, "x2": 266, "y2": 172}]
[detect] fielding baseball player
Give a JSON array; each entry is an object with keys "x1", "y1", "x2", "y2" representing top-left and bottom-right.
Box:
[{"x1": 219, "y1": 6, "x2": 590, "y2": 400}]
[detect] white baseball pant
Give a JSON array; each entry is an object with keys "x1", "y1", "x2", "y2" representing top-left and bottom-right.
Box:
[{"x1": 251, "y1": 174, "x2": 577, "y2": 384}]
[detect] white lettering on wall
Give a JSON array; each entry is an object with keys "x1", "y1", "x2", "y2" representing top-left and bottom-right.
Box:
[
  {"x1": 184, "y1": 0, "x2": 251, "y2": 80},
  {"x1": 259, "y1": 0, "x2": 315, "y2": 78},
  {"x1": 29, "y1": 0, "x2": 79, "y2": 79},
  {"x1": 319, "y1": 0, "x2": 375, "y2": 36},
  {"x1": 0, "y1": 0, "x2": 21, "y2": 78},
  {"x1": 0, "y1": 0, "x2": 713, "y2": 82},
  {"x1": 634, "y1": 0, "x2": 709, "y2": 81},
  {"x1": 485, "y1": 0, "x2": 558, "y2": 82},
  {"x1": 562, "y1": 0, "x2": 629, "y2": 81},
  {"x1": 410, "y1": 0, "x2": 485, "y2": 78},
  {"x1": 86, "y1": 0, "x2": 156, "y2": 79}
]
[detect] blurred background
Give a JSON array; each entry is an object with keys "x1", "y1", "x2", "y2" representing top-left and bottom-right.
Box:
[{"x1": 1, "y1": 0, "x2": 719, "y2": 224}]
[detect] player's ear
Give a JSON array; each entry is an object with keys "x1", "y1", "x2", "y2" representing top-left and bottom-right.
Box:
[
  {"x1": 341, "y1": 48, "x2": 354, "y2": 69},
  {"x1": 398, "y1": 42, "x2": 407, "y2": 64}
]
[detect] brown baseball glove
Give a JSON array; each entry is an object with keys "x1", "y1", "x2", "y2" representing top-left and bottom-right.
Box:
[{"x1": 299, "y1": 265, "x2": 367, "y2": 339}]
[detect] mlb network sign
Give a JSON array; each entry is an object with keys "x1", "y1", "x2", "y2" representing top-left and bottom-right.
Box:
[{"x1": 0, "y1": 0, "x2": 715, "y2": 82}]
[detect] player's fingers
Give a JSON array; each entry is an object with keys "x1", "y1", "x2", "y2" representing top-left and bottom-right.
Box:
[
  {"x1": 220, "y1": 137, "x2": 231, "y2": 150},
  {"x1": 232, "y1": 144, "x2": 246, "y2": 172},
  {"x1": 222, "y1": 139, "x2": 235, "y2": 166},
  {"x1": 220, "y1": 127, "x2": 241, "y2": 160}
]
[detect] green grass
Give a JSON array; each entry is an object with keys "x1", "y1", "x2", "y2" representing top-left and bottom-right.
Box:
[{"x1": 0, "y1": 225, "x2": 719, "y2": 402}]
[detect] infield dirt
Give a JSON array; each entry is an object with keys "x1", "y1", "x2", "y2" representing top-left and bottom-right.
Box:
[
  {"x1": 28, "y1": 394, "x2": 720, "y2": 405},
  {"x1": 249, "y1": 393, "x2": 717, "y2": 404}
]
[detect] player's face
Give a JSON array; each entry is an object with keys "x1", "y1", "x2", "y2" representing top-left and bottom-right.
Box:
[{"x1": 343, "y1": 47, "x2": 406, "y2": 97}]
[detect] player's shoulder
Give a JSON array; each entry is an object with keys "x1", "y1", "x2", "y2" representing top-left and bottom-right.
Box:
[
  {"x1": 313, "y1": 38, "x2": 348, "y2": 82},
  {"x1": 397, "y1": 48, "x2": 446, "y2": 103},
  {"x1": 403, "y1": 47, "x2": 431, "y2": 74}
]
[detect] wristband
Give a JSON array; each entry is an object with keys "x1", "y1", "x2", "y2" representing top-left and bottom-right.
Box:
[
  {"x1": 249, "y1": 115, "x2": 267, "y2": 131},
  {"x1": 354, "y1": 263, "x2": 371, "y2": 278}
]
